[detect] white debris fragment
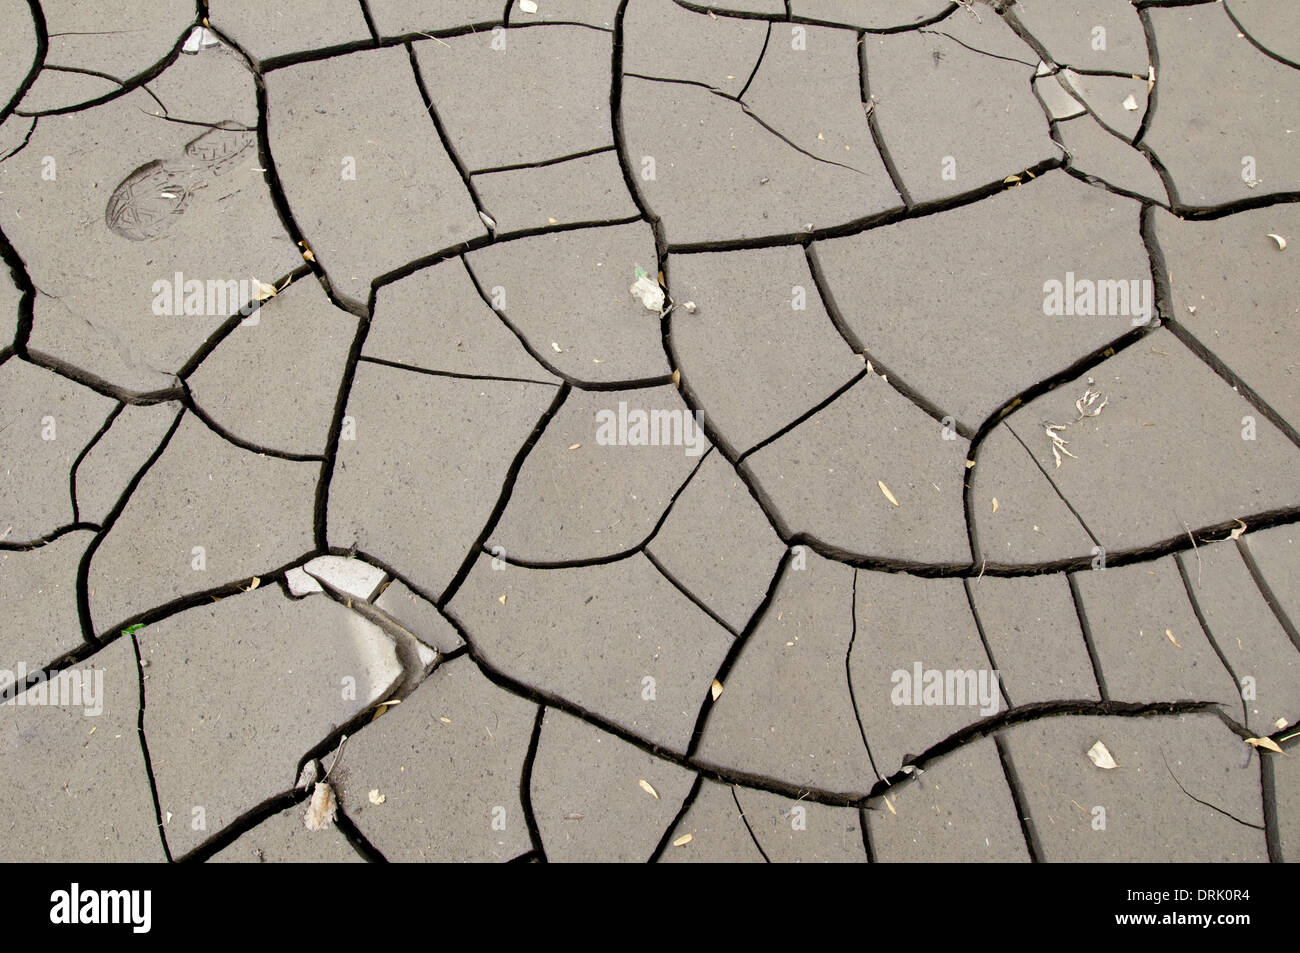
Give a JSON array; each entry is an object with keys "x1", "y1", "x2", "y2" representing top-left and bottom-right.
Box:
[
  {"x1": 1121, "y1": 93, "x2": 1139, "y2": 111},
  {"x1": 1266, "y1": 233, "x2": 1287, "y2": 250},
  {"x1": 478, "y1": 210, "x2": 497, "y2": 231},
  {"x1": 303, "y1": 555, "x2": 386, "y2": 601},
  {"x1": 303, "y1": 781, "x2": 338, "y2": 830},
  {"x1": 181, "y1": 27, "x2": 221, "y2": 54},
  {"x1": 519, "y1": 0, "x2": 539, "y2": 12},
  {"x1": 629, "y1": 268, "x2": 665, "y2": 313},
  {"x1": 1087, "y1": 740, "x2": 1119, "y2": 770}
]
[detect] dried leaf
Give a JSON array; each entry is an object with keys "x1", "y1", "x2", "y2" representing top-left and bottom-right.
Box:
[
  {"x1": 1003, "y1": 174, "x2": 1021, "y2": 185},
  {"x1": 711, "y1": 678, "x2": 723, "y2": 701},
  {"x1": 567, "y1": 443, "x2": 581, "y2": 451},
  {"x1": 1087, "y1": 740, "x2": 1118, "y2": 770},
  {"x1": 1228, "y1": 519, "x2": 1247, "y2": 540},
  {"x1": 638, "y1": 779, "x2": 659, "y2": 799},
  {"x1": 303, "y1": 782, "x2": 337, "y2": 830},
  {"x1": 672, "y1": 369, "x2": 681, "y2": 388},
  {"x1": 882, "y1": 794, "x2": 897, "y2": 815},
  {"x1": 1148, "y1": 65, "x2": 1156, "y2": 91},
  {"x1": 498, "y1": 594, "x2": 507, "y2": 605},
  {"x1": 878, "y1": 480, "x2": 899, "y2": 507},
  {"x1": 966, "y1": 458, "x2": 976, "y2": 469},
  {"x1": 1266, "y1": 233, "x2": 1287, "y2": 250},
  {"x1": 672, "y1": 833, "x2": 693, "y2": 846},
  {"x1": 368, "y1": 789, "x2": 386, "y2": 805},
  {"x1": 478, "y1": 210, "x2": 497, "y2": 231},
  {"x1": 630, "y1": 272, "x2": 666, "y2": 313},
  {"x1": 244, "y1": 575, "x2": 260, "y2": 591},
  {"x1": 991, "y1": 497, "x2": 999, "y2": 514},
  {"x1": 252, "y1": 278, "x2": 278, "y2": 301},
  {"x1": 1245, "y1": 736, "x2": 1284, "y2": 754},
  {"x1": 1165, "y1": 628, "x2": 1181, "y2": 648},
  {"x1": 298, "y1": 241, "x2": 316, "y2": 262}
]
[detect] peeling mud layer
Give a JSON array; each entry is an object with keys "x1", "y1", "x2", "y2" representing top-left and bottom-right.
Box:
[{"x1": 0, "y1": 0, "x2": 1297, "y2": 866}]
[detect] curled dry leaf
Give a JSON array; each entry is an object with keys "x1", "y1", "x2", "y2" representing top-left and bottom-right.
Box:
[
  {"x1": 629, "y1": 271, "x2": 666, "y2": 313},
  {"x1": 1086, "y1": 739, "x2": 1118, "y2": 770},
  {"x1": 638, "y1": 779, "x2": 659, "y2": 799},
  {"x1": 1228, "y1": 519, "x2": 1247, "y2": 540},
  {"x1": 1165, "y1": 628, "x2": 1181, "y2": 648},
  {"x1": 1245, "y1": 736, "x2": 1284, "y2": 754},
  {"x1": 1266, "y1": 233, "x2": 1287, "y2": 250},
  {"x1": 303, "y1": 782, "x2": 337, "y2": 831},
  {"x1": 711, "y1": 678, "x2": 723, "y2": 701},
  {"x1": 298, "y1": 241, "x2": 316, "y2": 262}
]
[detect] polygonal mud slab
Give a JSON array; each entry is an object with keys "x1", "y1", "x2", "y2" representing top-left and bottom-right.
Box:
[
  {"x1": 645, "y1": 451, "x2": 785, "y2": 633},
  {"x1": 792, "y1": 0, "x2": 953, "y2": 30},
  {"x1": 488, "y1": 383, "x2": 706, "y2": 562},
  {"x1": 365, "y1": 0, "x2": 504, "y2": 36},
  {"x1": 621, "y1": 76, "x2": 900, "y2": 246},
  {"x1": 658, "y1": 780, "x2": 765, "y2": 863},
  {"x1": 266, "y1": 46, "x2": 484, "y2": 309},
  {"x1": 330, "y1": 657, "x2": 538, "y2": 862},
  {"x1": 734, "y1": 786, "x2": 866, "y2": 863},
  {"x1": 412, "y1": 27, "x2": 613, "y2": 170},
  {"x1": 622, "y1": 0, "x2": 769, "y2": 95},
  {"x1": 0, "y1": 360, "x2": 116, "y2": 542},
  {"x1": 1034, "y1": 70, "x2": 1085, "y2": 120},
  {"x1": 1073, "y1": 558, "x2": 1241, "y2": 716},
  {"x1": 1011, "y1": 0, "x2": 1149, "y2": 75},
  {"x1": 999, "y1": 712, "x2": 1267, "y2": 862},
  {"x1": 139, "y1": 586, "x2": 402, "y2": 858},
  {"x1": 327, "y1": 360, "x2": 558, "y2": 600},
  {"x1": 72, "y1": 402, "x2": 182, "y2": 526},
  {"x1": 993, "y1": 330, "x2": 1300, "y2": 558},
  {"x1": 470, "y1": 151, "x2": 639, "y2": 232},
  {"x1": 1154, "y1": 202, "x2": 1300, "y2": 428},
  {"x1": 1178, "y1": 540, "x2": 1299, "y2": 735},
  {"x1": 742, "y1": 370, "x2": 971, "y2": 564},
  {"x1": 1060, "y1": 70, "x2": 1146, "y2": 142},
  {"x1": 512, "y1": 0, "x2": 620, "y2": 28},
  {"x1": 0, "y1": 529, "x2": 94, "y2": 672},
  {"x1": 0, "y1": 637, "x2": 164, "y2": 862},
  {"x1": 741, "y1": 24, "x2": 890, "y2": 174},
  {"x1": 465, "y1": 223, "x2": 668, "y2": 385},
  {"x1": 866, "y1": 736, "x2": 1029, "y2": 862},
  {"x1": 1227, "y1": 0, "x2": 1300, "y2": 67},
  {"x1": 863, "y1": 11, "x2": 1055, "y2": 204},
  {"x1": 968, "y1": 423, "x2": 1097, "y2": 566},
  {"x1": 1057, "y1": 114, "x2": 1168, "y2": 202},
  {"x1": 668, "y1": 246, "x2": 865, "y2": 456},
  {"x1": 19, "y1": 0, "x2": 194, "y2": 113},
  {"x1": 188, "y1": 276, "x2": 358, "y2": 456},
  {"x1": 364, "y1": 258, "x2": 558, "y2": 383},
  {"x1": 1143, "y1": 3, "x2": 1300, "y2": 207},
  {"x1": 209, "y1": 0, "x2": 373, "y2": 62},
  {"x1": 1273, "y1": 737, "x2": 1300, "y2": 862},
  {"x1": 301, "y1": 555, "x2": 387, "y2": 602},
  {"x1": 209, "y1": 801, "x2": 363, "y2": 863},
  {"x1": 850, "y1": 570, "x2": 1002, "y2": 775},
  {"x1": 814, "y1": 172, "x2": 1150, "y2": 429},
  {"x1": 373, "y1": 580, "x2": 465, "y2": 655},
  {"x1": 448, "y1": 552, "x2": 734, "y2": 754},
  {"x1": 1242, "y1": 525, "x2": 1300, "y2": 634},
  {"x1": 530, "y1": 708, "x2": 695, "y2": 862},
  {"x1": 87, "y1": 414, "x2": 317, "y2": 633},
  {"x1": 967, "y1": 573, "x2": 1100, "y2": 706},
  {"x1": 0, "y1": 0, "x2": 36, "y2": 116},
  {"x1": 694, "y1": 553, "x2": 876, "y2": 796},
  {"x1": 4, "y1": 49, "x2": 300, "y2": 394}
]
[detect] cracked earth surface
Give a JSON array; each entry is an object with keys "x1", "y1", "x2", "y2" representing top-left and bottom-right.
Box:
[{"x1": 0, "y1": 0, "x2": 1297, "y2": 863}]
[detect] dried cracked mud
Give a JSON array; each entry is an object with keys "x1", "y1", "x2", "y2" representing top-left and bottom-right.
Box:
[{"x1": 0, "y1": 0, "x2": 1297, "y2": 864}]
